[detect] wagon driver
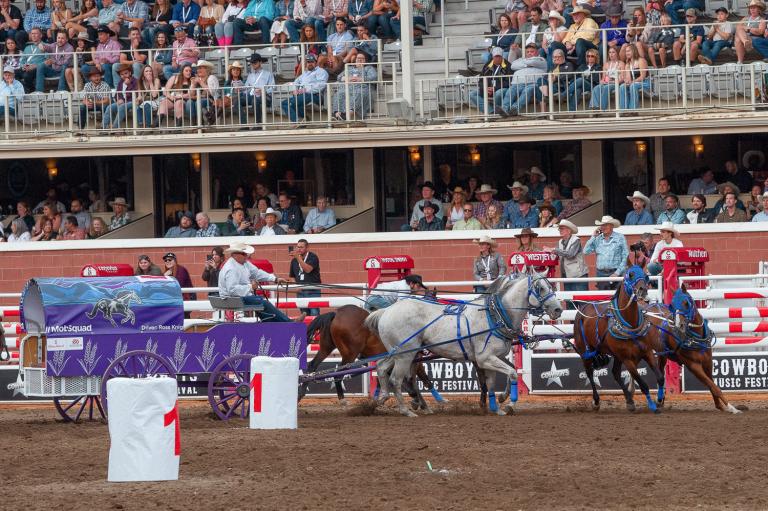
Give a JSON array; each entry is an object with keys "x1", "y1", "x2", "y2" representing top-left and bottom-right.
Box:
[{"x1": 219, "y1": 242, "x2": 306, "y2": 322}]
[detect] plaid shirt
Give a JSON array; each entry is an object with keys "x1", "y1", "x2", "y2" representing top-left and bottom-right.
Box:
[
  {"x1": 584, "y1": 231, "x2": 629, "y2": 274},
  {"x1": 196, "y1": 223, "x2": 220, "y2": 237},
  {"x1": 120, "y1": 0, "x2": 149, "y2": 22},
  {"x1": 23, "y1": 8, "x2": 51, "y2": 32},
  {"x1": 82, "y1": 80, "x2": 111, "y2": 101},
  {"x1": 473, "y1": 199, "x2": 503, "y2": 220}
]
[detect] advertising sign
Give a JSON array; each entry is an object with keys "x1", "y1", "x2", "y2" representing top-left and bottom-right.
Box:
[
  {"x1": 529, "y1": 354, "x2": 658, "y2": 393},
  {"x1": 683, "y1": 352, "x2": 768, "y2": 392}
]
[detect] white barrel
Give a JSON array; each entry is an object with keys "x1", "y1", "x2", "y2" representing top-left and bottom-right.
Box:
[
  {"x1": 107, "y1": 377, "x2": 180, "y2": 482},
  {"x1": 249, "y1": 356, "x2": 299, "y2": 430}
]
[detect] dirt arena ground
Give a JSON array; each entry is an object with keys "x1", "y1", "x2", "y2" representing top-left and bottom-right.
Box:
[{"x1": 2, "y1": 394, "x2": 767, "y2": 511}]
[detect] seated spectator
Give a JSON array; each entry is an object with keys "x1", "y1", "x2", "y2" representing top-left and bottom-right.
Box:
[
  {"x1": 3, "y1": 39, "x2": 23, "y2": 78},
  {"x1": 66, "y1": 0, "x2": 99, "y2": 40},
  {"x1": 482, "y1": 14, "x2": 516, "y2": 63},
  {"x1": 747, "y1": 184, "x2": 764, "y2": 218},
  {"x1": 453, "y1": 203, "x2": 483, "y2": 230},
  {"x1": 559, "y1": 171, "x2": 574, "y2": 199},
  {"x1": 657, "y1": 194, "x2": 685, "y2": 224},
  {"x1": 214, "y1": 0, "x2": 244, "y2": 47},
  {"x1": 618, "y1": 44, "x2": 650, "y2": 111},
  {"x1": 18, "y1": 28, "x2": 46, "y2": 93},
  {"x1": 165, "y1": 211, "x2": 197, "y2": 237},
  {"x1": 233, "y1": 0, "x2": 275, "y2": 46},
  {"x1": 625, "y1": 7, "x2": 648, "y2": 60},
  {"x1": 69, "y1": 199, "x2": 91, "y2": 230},
  {"x1": 368, "y1": 0, "x2": 397, "y2": 42},
  {"x1": 135, "y1": 254, "x2": 163, "y2": 275},
  {"x1": 251, "y1": 197, "x2": 270, "y2": 231},
  {"x1": 672, "y1": 9, "x2": 703, "y2": 65},
  {"x1": 150, "y1": 31, "x2": 173, "y2": 81},
  {"x1": 98, "y1": 0, "x2": 122, "y2": 32},
  {"x1": 253, "y1": 183, "x2": 278, "y2": 208},
  {"x1": 498, "y1": 44, "x2": 547, "y2": 117},
  {"x1": 80, "y1": 26, "x2": 122, "y2": 89},
  {"x1": 331, "y1": 52, "x2": 377, "y2": 121},
  {"x1": 408, "y1": 181, "x2": 444, "y2": 229},
  {"x1": 719, "y1": 159, "x2": 753, "y2": 194},
  {"x1": 170, "y1": 0, "x2": 201, "y2": 36},
  {"x1": 0, "y1": 65, "x2": 24, "y2": 119},
  {"x1": 346, "y1": 22, "x2": 378, "y2": 62},
  {"x1": 734, "y1": 0, "x2": 766, "y2": 64},
  {"x1": 258, "y1": 208, "x2": 287, "y2": 235},
  {"x1": 715, "y1": 191, "x2": 748, "y2": 223},
  {"x1": 202, "y1": 246, "x2": 225, "y2": 293},
  {"x1": 527, "y1": 167, "x2": 546, "y2": 200},
  {"x1": 15, "y1": 201, "x2": 35, "y2": 232},
  {"x1": 649, "y1": 177, "x2": 671, "y2": 221},
  {"x1": 514, "y1": 227, "x2": 539, "y2": 252},
  {"x1": 115, "y1": 27, "x2": 149, "y2": 87},
  {"x1": 162, "y1": 252, "x2": 195, "y2": 302},
  {"x1": 88, "y1": 190, "x2": 106, "y2": 213},
  {"x1": 687, "y1": 168, "x2": 718, "y2": 195},
  {"x1": 538, "y1": 204, "x2": 557, "y2": 228},
  {"x1": 540, "y1": 184, "x2": 563, "y2": 215},
  {"x1": 277, "y1": 192, "x2": 305, "y2": 234},
  {"x1": 444, "y1": 186, "x2": 467, "y2": 230},
  {"x1": 32, "y1": 219, "x2": 57, "y2": 241},
  {"x1": 645, "y1": 12, "x2": 675, "y2": 68},
  {"x1": 109, "y1": 197, "x2": 131, "y2": 230},
  {"x1": 269, "y1": 0, "x2": 293, "y2": 47},
  {"x1": 537, "y1": 48, "x2": 574, "y2": 111},
  {"x1": 285, "y1": 0, "x2": 325, "y2": 44},
  {"x1": 0, "y1": 0, "x2": 22, "y2": 48},
  {"x1": 58, "y1": 215, "x2": 86, "y2": 240},
  {"x1": 502, "y1": 180, "x2": 528, "y2": 225},
  {"x1": 224, "y1": 207, "x2": 254, "y2": 235},
  {"x1": 188, "y1": 59, "x2": 219, "y2": 122},
  {"x1": 413, "y1": 201, "x2": 443, "y2": 231},
  {"x1": 33, "y1": 202, "x2": 62, "y2": 236},
  {"x1": 50, "y1": 0, "x2": 73, "y2": 40},
  {"x1": 159, "y1": 64, "x2": 195, "y2": 127},
  {"x1": 391, "y1": 0, "x2": 431, "y2": 40},
  {"x1": 303, "y1": 196, "x2": 336, "y2": 233},
  {"x1": 280, "y1": 54, "x2": 329, "y2": 123},
  {"x1": 163, "y1": 26, "x2": 199, "y2": 80},
  {"x1": 23, "y1": 0, "x2": 51, "y2": 43},
  {"x1": 712, "y1": 182, "x2": 746, "y2": 214},
  {"x1": 557, "y1": 185, "x2": 591, "y2": 220},
  {"x1": 473, "y1": 184, "x2": 502, "y2": 220},
  {"x1": 434, "y1": 163, "x2": 457, "y2": 204},
  {"x1": 348, "y1": 0, "x2": 373, "y2": 31},
  {"x1": 600, "y1": 6, "x2": 627, "y2": 51},
  {"x1": 510, "y1": 3, "x2": 542, "y2": 35},
  {"x1": 196, "y1": 212, "x2": 220, "y2": 237},
  {"x1": 195, "y1": 0, "x2": 223, "y2": 42},
  {"x1": 324, "y1": 18, "x2": 354, "y2": 75},
  {"x1": 241, "y1": 54, "x2": 276, "y2": 126},
  {"x1": 511, "y1": 195, "x2": 539, "y2": 229},
  {"x1": 589, "y1": 46, "x2": 623, "y2": 111},
  {"x1": 77, "y1": 68, "x2": 111, "y2": 129},
  {"x1": 481, "y1": 203, "x2": 505, "y2": 230},
  {"x1": 34, "y1": 187, "x2": 66, "y2": 214},
  {"x1": 7, "y1": 218, "x2": 31, "y2": 242},
  {"x1": 562, "y1": 7, "x2": 598, "y2": 67},
  {"x1": 647, "y1": 222, "x2": 683, "y2": 275},
  {"x1": 472, "y1": 234, "x2": 506, "y2": 292},
  {"x1": 88, "y1": 217, "x2": 109, "y2": 238},
  {"x1": 567, "y1": 48, "x2": 601, "y2": 111},
  {"x1": 624, "y1": 191, "x2": 654, "y2": 225},
  {"x1": 751, "y1": 192, "x2": 768, "y2": 222},
  {"x1": 35, "y1": 30, "x2": 72, "y2": 92},
  {"x1": 541, "y1": 11, "x2": 567, "y2": 67},
  {"x1": 103, "y1": 64, "x2": 139, "y2": 130},
  {"x1": 687, "y1": 194, "x2": 715, "y2": 224}
]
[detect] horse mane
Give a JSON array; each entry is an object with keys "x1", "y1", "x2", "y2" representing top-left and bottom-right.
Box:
[{"x1": 485, "y1": 275, "x2": 508, "y2": 296}]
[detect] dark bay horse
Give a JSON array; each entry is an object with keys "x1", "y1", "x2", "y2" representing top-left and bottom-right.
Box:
[
  {"x1": 643, "y1": 286, "x2": 741, "y2": 414},
  {"x1": 573, "y1": 266, "x2": 664, "y2": 413}
]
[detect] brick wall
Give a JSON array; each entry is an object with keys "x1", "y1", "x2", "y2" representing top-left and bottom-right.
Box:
[{"x1": 1, "y1": 231, "x2": 766, "y2": 305}]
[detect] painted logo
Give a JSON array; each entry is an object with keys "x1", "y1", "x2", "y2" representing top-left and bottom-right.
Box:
[
  {"x1": 48, "y1": 337, "x2": 84, "y2": 351},
  {"x1": 85, "y1": 289, "x2": 143, "y2": 327}
]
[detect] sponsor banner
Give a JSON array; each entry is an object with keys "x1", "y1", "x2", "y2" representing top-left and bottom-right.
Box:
[
  {"x1": 47, "y1": 337, "x2": 84, "y2": 351},
  {"x1": 415, "y1": 359, "x2": 508, "y2": 394},
  {"x1": 303, "y1": 360, "x2": 366, "y2": 397},
  {"x1": 683, "y1": 352, "x2": 768, "y2": 392},
  {"x1": 530, "y1": 354, "x2": 658, "y2": 393}
]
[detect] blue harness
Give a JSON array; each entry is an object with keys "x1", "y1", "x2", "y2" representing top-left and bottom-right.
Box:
[{"x1": 648, "y1": 292, "x2": 714, "y2": 357}]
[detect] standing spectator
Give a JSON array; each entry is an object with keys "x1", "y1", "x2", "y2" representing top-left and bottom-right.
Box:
[
  {"x1": 18, "y1": 28, "x2": 45, "y2": 93},
  {"x1": 135, "y1": 254, "x2": 163, "y2": 275},
  {"x1": 78, "y1": 68, "x2": 111, "y2": 129},
  {"x1": 280, "y1": 54, "x2": 328, "y2": 122},
  {"x1": 646, "y1": 222, "x2": 683, "y2": 276},
  {"x1": 547, "y1": 219, "x2": 588, "y2": 293},
  {"x1": 162, "y1": 252, "x2": 195, "y2": 303},
  {"x1": 285, "y1": 0, "x2": 324, "y2": 43},
  {"x1": 657, "y1": 194, "x2": 686, "y2": 224},
  {"x1": 16, "y1": 201, "x2": 35, "y2": 232},
  {"x1": 201, "y1": 246, "x2": 225, "y2": 292},
  {"x1": 70, "y1": 198, "x2": 92, "y2": 230},
  {"x1": 698, "y1": 7, "x2": 732, "y2": 65},
  {"x1": 303, "y1": 196, "x2": 336, "y2": 233},
  {"x1": 233, "y1": 0, "x2": 276, "y2": 45},
  {"x1": 7, "y1": 218, "x2": 31, "y2": 242},
  {"x1": 584, "y1": 215, "x2": 628, "y2": 290},
  {"x1": 23, "y1": 0, "x2": 51, "y2": 43},
  {"x1": 557, "y1": 185, "x2": 591, "y2": 220},
  {"x1": 88, "y1": 217, "x2": 109, "y2": 238},
  {"x1": 453, "y1": 203, "x2": 483, "y2": 230},
  {"x1": 164, "y1": 26, "x2": 199, "y2": 80},
  {"x1": 196, "y1": 212, "x2": 220, "y2": 237},
  {"x1": 624, "y1": 191, "x2": 654, "y2": 225},
  {"x1": 289, "y1": 238, "x2": 322, "y2": 316},
  {"x1": 687, "y1": 194, "x2": 715, "y2": 224},
  {"x1": 0, "y1": 65, "x2": 23, "y2": 118},
  {"x1": 649, "y1": 177, "x2": 671, "y2": 221},
  {"x1": 559, "y1": 171, "x2": 574, "y2": 199},
  {"x1": 80, "y1": 26, "x2": 122, "y2": 88},
  {"x1": 35, "y1": 30, "x2": 72, "y2": 92},
  {"x1": 527, "y1": 167, "x2": 546, "y2": 200},
  {"x1": 715, "y1": 192, "x2": 748, "y2": 223},
  {"x1": 472, "y1": 234, "x2": 506, "y2": 292},
  {"x1": 407, "y1": 181, "x2": 443, "y2": 229},
  {"x1": 277, "y1": 192, "x2": 304, "y2": 233},
  {"x1": 0, "y1": 0, "x2": 23, "y2": 48},
  {"x1": 413, "y1": 201, "x2": 443, "y2": 231},
  {"x1": 473, "y1": 184, "x2": 502, "y2": 220},
  {"x1": 444, "y1": 186, "x2": 466, "y2": 230},
  {"x1": 258, "y1": 208, "x2": 287, "y2": 235},
  {"x1": 720, "y1": 160, "x2": 753, "y2": 194},
  {"x1": 58, "y1": 216, "x2": 86, "y2": 240},
  {"x1": 510, "y1": 196, "x2": 539, "y2": 229},
  {"x1": 109, "y1": 197, "x2": 131, "y2": 229},
  {"x1": 751, "y1": 192, "x2": 768, "y2": 222},
  {"x1": 170, "y1": 0, "x2": 201, "y2": 35},
  {"x1": 165, "y1": 211, "x2": 197, "y2": 237},
  {"x1": 687, "y1": 168, "x2": 718, "y2": 195}
]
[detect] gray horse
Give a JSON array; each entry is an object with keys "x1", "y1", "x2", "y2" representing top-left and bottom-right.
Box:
[{"x1": 365, "y1": 273, "x2": 563, "y2": 417}]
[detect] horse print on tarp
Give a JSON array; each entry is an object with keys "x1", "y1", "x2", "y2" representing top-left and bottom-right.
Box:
[{"x1": 86, "y1": 290, "x2": 143, "y2": 327}]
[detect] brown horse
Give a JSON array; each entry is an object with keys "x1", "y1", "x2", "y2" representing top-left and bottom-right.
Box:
[
  {"x1": 643, "y1": 286, "x2": 741, "y2": 414},
  {"x1": 573, "y1": 266, "x2": 664, "y2": 413}
]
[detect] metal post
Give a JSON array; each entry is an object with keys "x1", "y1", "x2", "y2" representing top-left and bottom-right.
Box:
[
  {"x1": 4, "y1": 100, "x2": 9, "y2": 138},
  {"x1": 196, "y1": 93, "x2": 203, "y2": 133},
  {"x1": 614, "y1": 75, "x2": 620, "y2": 118},
  {"x1": 67, "y1": 90, "x2": 73, "y2": 133},
  {"x1": 444, "y1": 36, "x2": 450, "y2": 78},
  {"x1": 377, "y1": 39, "x2": 383, "y2": 82},
  {"x1": 418, "y1": 79, "x2": 424, "y2": 118},
  {"x1": 547, "y1": 72, "x2": 554, "y2": 120},
  {"x1": 131, "y1": 90, "x2": 138, "y2": 133},
  {"x1": 440, "y1": 0, "x2": 445, "y2": 43},
  {"x1": 685, "y1": 25, "x2": 691, "y2": 68},
  {"x1": 400, "y1": 0, "x2": 416, "y2": 108},
  {"x1": 326, "y1": 83, "x2": 333, "y2": 125},
  {"x1": 344, "y1": 64, "x2": 350, "y2": 121},
  {"x1": 601, "y1": 29, "x2": 607, "y2": 68},
  {"x1": 681, "y1": 65, "x2": 687, "y2": 110},
  {"x1": 73, "y1": 52, "x2": 79, "y2": 92},
  {"x1": 482, "y1": 76, "x2": 488, "y2": 121},
  {"x1": 261, "y1": 86, "x2": 268, "y2": 130},
  {"x1": 750, "y1": 64, "x2": 756, "y2": 111}
]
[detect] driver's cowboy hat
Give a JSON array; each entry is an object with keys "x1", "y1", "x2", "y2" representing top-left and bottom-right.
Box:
[
  {"x1": 224, "y1": 242, "x2": 255, "y2": 255},
  {"x1": 553, "y1": 219, "x2": 578, "y2": 234},
  {"x1": 595, "y1": 215, "x2": 621, "y2": 227},
  {"x1": 473, "y1": 234, "x2": 498, "y2": 247},
  {"x1": 626, "y1": 190, "x2": 650, "y2": 205}
]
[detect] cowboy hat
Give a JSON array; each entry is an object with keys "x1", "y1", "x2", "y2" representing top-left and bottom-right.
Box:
[
  {"x1": 571, "y1": 6, "x2": 592, "y2": 16},
  {"x1": 109, "y1": 197, "x2": 130, "y2": 207},
  {"x1": 554, "y1": 219, "x2": 578, "y2": 234},
  {"x1": 473, "y1": 234, "x2": 498, "y2": 247},
  {"x1": 604, "y1": 5, "x2": 624, "y2": 16},
  {"x1": 87, "y1": 66, "x2": 103, "y2": 77},
  {"x1": 656, "y1": 221, "x2": 679, "y2": 237},
  {"x1": 116, "y1": 63, "x2": 133, "y2": 75},
  {"x1": 264, "y1": 207, "x2": 282, "y2": 221},
  {"x1": 250, "y1": 53, "x2": 269, "y2": 63},
  {"x1": 547, "y1": 11, "x2": 566, "y2": 23},
  {"x1": 97, "y1": 24, "x2": 115, "y2": 36},
  {"x1": 507, "y1": 181, "x2": 529, "y2": 193},
  {"x1": 626, "y1": 190, "x2": 650, "y2": 205},
  {"x1": 528, "y1": 166, "x2": 546, "y2": 181},
  {"x1": 748, "y1": 0, "x2": 766, "y2": 11},
  {"x1": 475, "y1": 184, "x2": 498, "y2": 196},
  {"x1": 224, "y1": 242, "x2": 255, "y2": 255},
  {"x1": 514, "y1": 227, "x2": 539, "y2": 238},
  {"x1": 228, "y1": 61, "x2": 244, "y2": 70},
  {"x1": 717, "y1": 181, "x2": 740, "y2": 196},
  {"x1": 77, "y1": 32, "x2": 93, "y2": 42},
  {"x1": 194, "y1": 59, "x2": 215, "y2": 70},
  {"x1": 419, "y1": 200, "x2": 440, "y2": 212},
  {"x1": 595, "y1": 215, "x2": 621, "y2": 227}
]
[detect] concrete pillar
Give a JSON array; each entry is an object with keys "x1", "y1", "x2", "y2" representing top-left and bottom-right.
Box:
[
  {"x1": 133, "y1": 156, "x2": 154, "y2": 214},
  {"x1": 581, "y1": 140, "x2": 603, "y2": 202},
  {"x1": 400, "y1": 0, "x2": 415, "y2": 107}
]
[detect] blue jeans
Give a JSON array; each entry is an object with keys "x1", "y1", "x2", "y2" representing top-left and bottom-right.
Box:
[
  {"x1": 468, "y1": 87, "x2": 505, "y2": 114},
  {"x1": 81, "y1": 63, "x2": 115, "y2": 87},
  {"x1": 137, "y1": 102, "x2": 155, "y2": 127},
  {"x1": 368, "y1": 13, "x2": 394, "y2": 38},
  {"x1": 596, "y1": 268, "x2": 618, "y2": 291},
  {"x1": 242, "y1": 295, "x2": 292, "y2": 322},
  {"x1": 389, "y1": 15, "x2": 426, "y2": 39},
  {"x1": 240, "y1": 94, "x2": 267, "y2": 124},
  {"x1": 665, "y1": 0, "x2": 703, "y2": 25},
  {"x1": 281, "y1": 92, "x2": 322, "y2": 122},
  {"x1": 364, "y1": 295, "x2": 392, "y2": 311},
  {"x1": 102, "y1": 101, "x2": 133, "y2": 129},
  {"x1": 286, "y1": 17, "x2": 326, "y2": 42},
  {"x1": 700, "y1": 39, "x2": 730, "y2": 62},
  {"x1": 78, "y1": 103, "x2": 107, "y2": 129},
  {"x1": 35, "y1": 64, "x2": 66, "y2": 92},
  {"x1": 589, "y1": 82, "x2": 615, "y2": 110},
  {"x1": 567, "y1": 77, "x2": 593, "y2": 111},
  {"x1": 618, "y1": 79, "x2": 651, "y2": 110},
  {"x1": 751, "y1": 35, "x2": 768, "y2": 58},
  {"x1": 233, "y1": 16, "x2": 272, "y2": 45},
  {"x1": 298, "y1": 288, "x2": 321, "y2": 316},
  {"x1": 184, "y1": 97, "x2": 209, "y2": 121},
  {"x1": 0, "y1": 105, "x2": 16, "y2": 118},
  {"x1": 502, "y1": 83, "x2": 539, "y2": 113}
]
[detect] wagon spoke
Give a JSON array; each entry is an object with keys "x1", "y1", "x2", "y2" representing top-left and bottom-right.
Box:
[
  {"x1": 73, "y1": 397, "x2": 88, "y2": 422},
  {"x1": 117, "y1": 361, "x2": 129, "y2": 376},
  {"x1": 214, "y1": 391, "x2": 239, "y2": 404},
  {"x1": 61, "y1": 396, "x2": 82, "y2": 413},
  {"x1": 224, "y1": 398, "x2": 243, "y2": 419},
  {"x1": 212, "y1": 385, "x2": 236, "y2": 393}
]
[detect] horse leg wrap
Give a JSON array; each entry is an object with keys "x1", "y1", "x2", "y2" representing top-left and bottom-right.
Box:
[
  {"x1": 489, "y1": 392, "x2": 498, "y2": 412},
  {"x1": 429, "y1": 387, "x2": 445, "y2": 403},
  {"x1": 510, "y1": 380, "x2": 518, "y2": 403},
  {"x1": 657, "y1": 386, "x2": 665, "y2": 404},
  {"x1": 645, "y1": 393, "x2": 658, "y2": 413},
  {"x1": 373, "y1": 386, "x2": 380, "y2": 400}
]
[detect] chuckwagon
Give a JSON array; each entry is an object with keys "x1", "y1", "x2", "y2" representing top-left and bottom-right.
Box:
[{"x1": 9, "y1": 276, "x2": 305, "y2": 422}]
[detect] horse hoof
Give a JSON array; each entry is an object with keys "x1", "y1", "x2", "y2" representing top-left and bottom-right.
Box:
[
  {"x1": 656, "y1": 400, "x2": 665, "y2": 409},
  {"x1": 497, "y1": 393, "x2": 508, "y2": 404},
  {"x1": 410, "y1": 399, "x2": 420, "y2": 411},
  {"x1": 592, "y1": 403, "x2": 600, "y2": 412},
  {"x1": 402, "y1": 409, "x2": 418, "y2": 418},
  {"x1": 626, "y1": 402, "x2": 636, "y2": 412},
  {"x1": 653, "y1": 408, "x2": 662, "y2": 415},
  {"x1": 496, "y1": 408, "x2": 507, "y2": 416},
  {"x1": 420, "y1": 406, "x2": 434, "y2": 415},
  {"x1": 338, "y1": 398, "x2": 349, "y2": 407}
]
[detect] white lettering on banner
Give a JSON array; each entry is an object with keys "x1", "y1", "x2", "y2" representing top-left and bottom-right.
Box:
[
  {"x1": 522, "y1": 253, "x2": 558, "y2": 263},
  {"x1": 541, "y1": 361, "x2": 569, "y2": 387},
  {"x1": 47, "y1": 337, "x2": 84, "y2": 351},
  {"x1": 686, "y1": 249, "x2": 708, "y2": 259},
  {"x1": 46, "y1": 324, "x2": 92, "y2": 334}
]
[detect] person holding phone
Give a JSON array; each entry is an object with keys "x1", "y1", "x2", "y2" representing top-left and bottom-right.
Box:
[
  {"x1": 583, "y1": 215, "x2": 628, "y2": 291},
  {"x1": 289, "y1": 239, "x2": 322, "y2": 316},
  {"x1": 202, "y1": 246, "x2": 225, "y2": 294}
]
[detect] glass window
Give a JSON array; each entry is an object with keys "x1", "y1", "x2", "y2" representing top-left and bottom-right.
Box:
[
  {"x1": 0, "y1": 156, "x2": 133, "y2": 215},
  {"x1": 209, "y1": 150, "x2": 355, "y2": 210}
]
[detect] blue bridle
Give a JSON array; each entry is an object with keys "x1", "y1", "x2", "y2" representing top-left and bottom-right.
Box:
[
  {"x1": 607, "y1": 267, "x2": 650, "y2": 339},
  {"x1": 666, "y1": 291, "x2": 714, "y2": 351}
]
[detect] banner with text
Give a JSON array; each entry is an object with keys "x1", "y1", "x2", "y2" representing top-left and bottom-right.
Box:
[{"x1": 683, "y1": 352, "x2": 768, "y2": 392}]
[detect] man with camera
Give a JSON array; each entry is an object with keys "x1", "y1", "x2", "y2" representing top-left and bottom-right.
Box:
[
  {"x1": 628, "y1": 232, "x2": 654, "y2": 270},
  {"x1": 584, "y1": 215, "x2": 628, "y2": 290},
  {"x1": 289, "y1": 239, "x2": 322, "y2": 316}
]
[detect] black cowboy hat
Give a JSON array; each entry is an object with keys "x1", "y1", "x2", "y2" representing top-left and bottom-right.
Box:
[
  {"x1": 97, "y1": 24, "x2": 115, "y2": 37},
  {"x1": 419, "y1": 200, "x2": 440, "y2": 212},
  {"x1": 250, "y1": 53, "x2": 268, "y2": 63}
]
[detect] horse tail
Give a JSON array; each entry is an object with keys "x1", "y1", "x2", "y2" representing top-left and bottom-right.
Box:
[
  {"x1": 306, "y1": 312, "x2": 336, "y2": 349},
  {"x1": 364, "y1": 309, "x2": 385, "y2": 336}
]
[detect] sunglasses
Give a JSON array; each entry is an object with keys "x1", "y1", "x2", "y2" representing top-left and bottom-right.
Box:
[
  {"x1": 163, "y1": 258, "x2": 174, "y2": 262},
  {"x1": 463, "y1": 208, "x2": 473, "y2": 212}
]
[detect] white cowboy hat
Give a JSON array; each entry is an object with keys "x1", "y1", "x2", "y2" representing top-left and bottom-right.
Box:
[
  {"x1": 224, "y1": 242, "x2": 255, "y2": 255},
  {"x1": 626, "y1": 190, "x2": 650, "y2": 205},
  {"x1": 528, "y1": 166, "x2": 547, "y2": 181},
  {"x1": 507, "y1": 181, "x2": 529, "y2": 193},
  {"x1": 264, "y1": 207, "x2": 282, "y2": 221},
  {"x1": 547, "y1": 11, "x2": 566, "y2": 24},
  {"x1": 109, "y1": 197, "x2": 130, "y2": 207},
  {"x1": 473, "y1": 234, "x2": 498, "y2": 247},
  {"x1": 656, "y1": 221, "x2": 679, "y2": 237},
  {"x1": 475, "y1": 184, "x2": 498, "y2": 196},
  {"x1": 595, "y1": 215, "x2": 621, "y2": 227},
  {"x1": 554, "y1": 219, "x2": 578, "y2": 234},
  {"x1": 194, "y1": 59, "x2": 215, "y2": 70},
  {"x1": 748, "y1": 0, "x2": 766, "y2": 11}
]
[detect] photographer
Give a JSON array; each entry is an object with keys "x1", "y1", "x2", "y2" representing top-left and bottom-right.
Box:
[
  {"x1": 289, "y1": 239, "x2": 321, "y2": 316},
  {"x1": 201, "y1": 246, "x2": 225, "y2": 295},
  {"x1": 627, "y1": 232, "x2": 654, "y2": 270},
  {"x1": 583, "y1": 215, "x2": 628, "y2": 290}
]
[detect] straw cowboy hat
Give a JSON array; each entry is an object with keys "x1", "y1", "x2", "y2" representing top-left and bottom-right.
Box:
[
  {"x1": 626, "y1": 190, "x2": 650, "y2": 205},
  {"x1": 228, "y1": 61, "x2": 244, "y2": 71},
  {"x1": 547, "y1": 11, "x2": 566, "y2": 24},
  {"x1": 514, "y1": 227, "x2": 539, "y2": 238},
  {"x1": 224, "y1": 242, "x2": 255, "y2": 255},
  {"x1": 656, "y1": 221, "x2": 679, "y2": 237},
  {"x1": 717, "y1": 181, "x2": 740, "y2": 196},
  {"x1": 554, "y1": 219, "x2": 578, "y2": 234},
  {"x1": 473, "y1": 234, "x2": 498, "y2": 247},
  {"x1": 109, "y1": 197, "x2": 130, "y2": 207},
  {"x1": 571, "y1": 6, "x2": 592, "y2": 16},
  {"x1": 507, "y1": 181, "x2": 529, "y2": 193},
  {"x1": 264, "y1": 207, "x2": 282, "y2": 221},
  {"x1": 475, "y1": 184, "x2": 498, "y2": 196},
  {"x1": 748, "y1": 0, "x2": 766, "y2": 11},
  {"x1": 194, "y1": 60, "x2": 215, "y2": 70},
  {"x1": 595, "y1": 215, "x2": 621, "y2": 227},
  {"x1": 528, "y1": 166, "x2": 547, "y2": 181}
]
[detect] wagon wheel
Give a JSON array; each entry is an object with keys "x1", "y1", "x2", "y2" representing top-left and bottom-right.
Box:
[
  {"x1": 53, "y1": 395, "x2": 106, "y2": 423},
  {"x1": 99, "y1": 350, "x2": 176, "y2": 418},
  {"x1": 207, "y1": 354, "x2": 254, "y2": 421}
]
